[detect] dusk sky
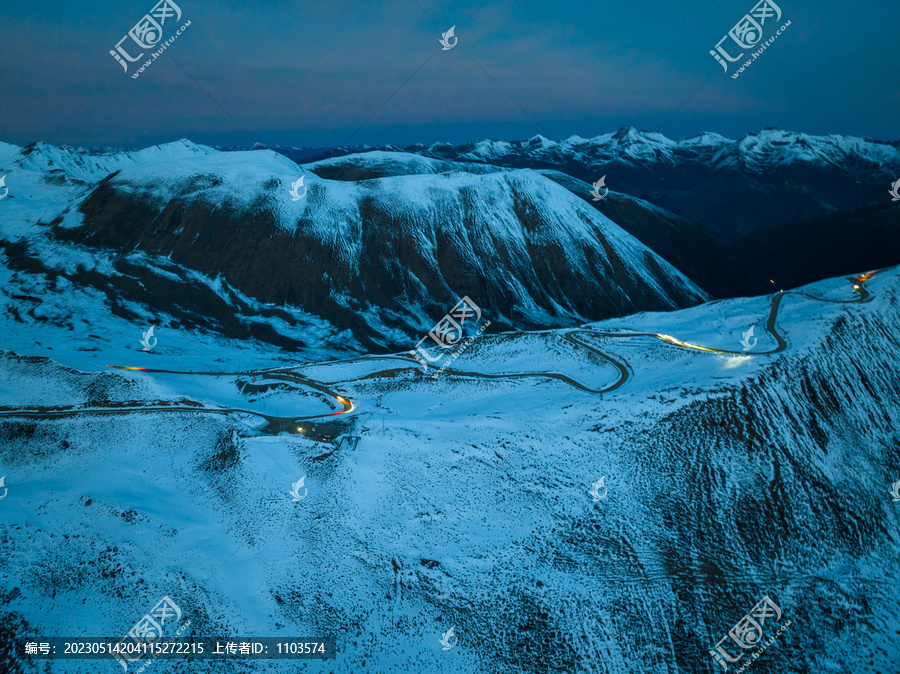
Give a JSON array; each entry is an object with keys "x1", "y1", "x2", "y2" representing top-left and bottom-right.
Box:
[{"x1": 0, "y1": 0, "x2": 897, "y2": 149}]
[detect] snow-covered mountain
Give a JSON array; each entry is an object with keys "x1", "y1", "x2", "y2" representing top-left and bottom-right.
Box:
[
  {"x1": 2, "y1": 139, "x2": 216, "y2": 185},
  {"x1": 2, "y1": 135, "x2": 900, "y2": 673},
  {"x1": 1, "y1": 141, "x2": 708, "y2": 354},
  {"x1": 1, "y1": 259, "x2": 898, "y2": 673},
  {"x1": 330, "y1": 127, "x2": 900, "y2": 241}
]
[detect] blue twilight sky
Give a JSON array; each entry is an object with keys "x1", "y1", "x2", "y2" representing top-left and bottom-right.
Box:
[{"x1": 0, "y1": 0, "x2": 897, "y2": 148}]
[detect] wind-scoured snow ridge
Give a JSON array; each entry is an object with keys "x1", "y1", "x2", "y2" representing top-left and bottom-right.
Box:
[{"x1": 24, "y1": 145, "x2": 708, "y2": 353}]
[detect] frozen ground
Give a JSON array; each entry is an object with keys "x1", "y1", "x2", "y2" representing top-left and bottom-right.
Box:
[{"x1": 2, "y1": 263, "x2": 899, "y2": 673}]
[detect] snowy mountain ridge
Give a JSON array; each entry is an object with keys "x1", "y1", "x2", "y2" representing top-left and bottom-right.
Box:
[
  {"x1": 395, "y1": 126, "x2": 900, "y2": 174},
  {"x1": 2, "y1": 138, "x2": 216, "y2": 185},
  {"x1": 365, "y1": 126, "x2": 900, "y2": 240},
  {"x1": 1, "y1": 140, "x2": 708, "y2": 355}
]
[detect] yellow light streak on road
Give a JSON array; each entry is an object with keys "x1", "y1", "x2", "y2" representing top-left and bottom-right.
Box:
[
  {"x1": 655, "y1": 334, "x2": 726, "y2": 353},
  {"x1": 331, "y1": 395, "x2": 355, "y2": 415}
]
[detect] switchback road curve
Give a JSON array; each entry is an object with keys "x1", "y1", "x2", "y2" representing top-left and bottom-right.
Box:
[{"x1": 0, "y1": 273, "x2": 876, "y2": 430}]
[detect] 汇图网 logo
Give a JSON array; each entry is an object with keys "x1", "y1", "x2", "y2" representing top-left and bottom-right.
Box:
[
  {"x1": 889, "y1": 179, "x2": 900, "y2": 202},
  {"x1": 410, "y1": 296, "x2": 491, "y2": 379},
  {"x1": 709, "y1": 595, "x2": 790, "y2": 672},
  {"x1": 739, "y1": 326, "x2": 757, "y2": 351},
  {"x1": 710, "y1": 1, "x2": 790, "y2": 78},
  {"x1": 440, "y1": 26, "x2": 458, "y2": 50},
  {"x1": 589, "y1": 476, "x2": 607, "y2": 501},
  {"x1": 110, "y1": 0, "x2": 192, "y2": 79},
  {"x1": 113, "y1": 595, "x2": 188, "y2": 671},
  {"x1": 889, "y1": 479, "x2": 900, "y2": 501},
  {"x1": 289, "y1": 176, "x2": 307, "y2": 200},
  {"x1": 290, "y1": 476, "x2": 308, "y2": 501},
  {"x1": 589, "y1": 176, "x2": 608, "y2": 201},
  {"x1": 439, "y1": 626, "x2": 458, "y2": 650},
  {"x1": 139, "y1": 326, "x2": 157, "y2": 351}
]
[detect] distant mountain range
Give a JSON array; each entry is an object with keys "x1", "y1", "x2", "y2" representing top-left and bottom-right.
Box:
[{"x1": 285, "y1": 126, "x2": 900, "y2": 243}]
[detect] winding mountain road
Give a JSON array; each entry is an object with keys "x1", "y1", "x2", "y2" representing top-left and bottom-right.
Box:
[{"x1": 0, "y1": 273, "x2": 876, "y2": 431}]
